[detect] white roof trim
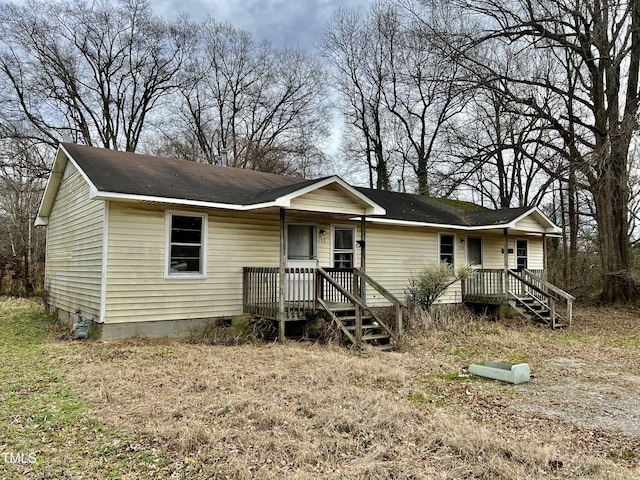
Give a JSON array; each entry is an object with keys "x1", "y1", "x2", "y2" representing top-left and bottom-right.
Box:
[
  {"x1": 91, "y1": 190, "x2": 281, "y2": 211},
  {"x1": 366, "y1": 207, "x2": 561, "y2": 235},
  {"x1": 510, "y1": 206, "x2": 561, "y2": 234},
  {"x1": 90, "y1": 175, "x2": 386, "y2": 215},
  {"x1": 276, "y1": 176, "x2": 386, "y2": 215},
  {"x1": 36, "y1": 144, "x2": 102, "y2": 223}
]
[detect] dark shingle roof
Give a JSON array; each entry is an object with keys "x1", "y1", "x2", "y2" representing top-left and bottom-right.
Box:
[
  {"x1": 62, "y1": 143, "x2": 310, "y2": 206},
  {"x1": 59, "y1": 143, "x2": 544, "y2": 228},
  {"x1": 356, "y1": 187, "x2": 532, "y2": 227}
]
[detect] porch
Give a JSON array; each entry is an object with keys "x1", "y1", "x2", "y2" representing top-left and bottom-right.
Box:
[
  {"x1": 463, "y1": 268, "x2": 574, "y2": 328},
  {"x1": 242, "y1": 266, "x2": 575, "y2": 340},
  {"x1": 242, "y1": 266, "x2": 403, "y2": 348}
]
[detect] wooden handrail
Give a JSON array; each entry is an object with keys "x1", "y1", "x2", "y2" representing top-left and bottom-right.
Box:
[
  {"x1": 317, "y1": 267, "x2": 396, "y2": 340},
  {"x1": 354, "y1": 268, "x2": 404, "y2": 307},
  {"x1": 355, "y1": 268, "x2": 404, "y2": 335},
  {"x1": 317, "y1": 267, "x2": 368, "y2": 311},
  {"x1": 507, "y1": 270, "x2": 560, "y2": 302},
  {"x1": 522, "y1": 269, "x2": 575, "y2": 302}
]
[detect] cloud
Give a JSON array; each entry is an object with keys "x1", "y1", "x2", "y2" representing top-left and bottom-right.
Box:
[{"x1": 152, "y1": 0, "x2": 372, "y2": 50}]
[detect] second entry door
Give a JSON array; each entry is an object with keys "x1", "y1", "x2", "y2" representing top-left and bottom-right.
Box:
[{"x1": 286, "y1": 224, "x2": 318, "y2": 301}]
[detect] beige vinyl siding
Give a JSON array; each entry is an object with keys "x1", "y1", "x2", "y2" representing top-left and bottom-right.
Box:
[
  {"x1": 289, "y1": 186, "x2": 367, "y2": 215},
  {"x1": 479, "y1": 234, "x2": 544, "y2": 270},
  {"x1": 104, "y1": 204, "x2": 280, "y2": 323},
  {"x1": 514, "y1": 215, "x2": 547, "y2": 233},
  {"x1": 364, "y1": 224, "x2": 461, "y2": 306},
  {"x1": 45, "y1": 170, "x2": 103, "y2": 319}
]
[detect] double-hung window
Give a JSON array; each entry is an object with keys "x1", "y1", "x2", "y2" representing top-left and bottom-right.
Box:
[
  {"x1": 166, "y1": 212, "x2": 207, "y2": 278},
  {"x1": 516, "y1": 239, "x2": 528, "y2": 270},
  {"x1": 333, "y1": 226, "x2": 355, "y2": 268},
  {"x1": 439, "y1": 234, "x2": 455, "y2": 265}
]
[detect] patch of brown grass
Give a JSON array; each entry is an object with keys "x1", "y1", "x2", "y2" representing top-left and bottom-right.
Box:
[{"x1": 57, "y1": 305, "x2": 640, "y2": 479}]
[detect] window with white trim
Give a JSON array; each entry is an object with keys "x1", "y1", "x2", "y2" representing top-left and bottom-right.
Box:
[
  {"x1": 516, "y1": 239, "x2": 528, "y2": 270},
  {"x1": 333, "y1": 226, "x2": 355, "y2": 268},
  {"x1": 439, "y1": 234, "x2": 455, "y2": 265},
  {"x1": 166, "y1": 212, "x2": 207, "y2": 277}
]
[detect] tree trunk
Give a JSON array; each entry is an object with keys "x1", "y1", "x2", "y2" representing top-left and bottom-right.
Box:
[{"x1": 594, "y1": 156, "x2": 638, "y2": 303}]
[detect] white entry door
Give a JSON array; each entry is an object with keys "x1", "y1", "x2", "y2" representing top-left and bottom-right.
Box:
[
  {"x1": 286, "y1": 224, "x2": 318, "y2": 301},
  {"x1": 467, "y1": 236, "x2": 483, "y2": 268}
]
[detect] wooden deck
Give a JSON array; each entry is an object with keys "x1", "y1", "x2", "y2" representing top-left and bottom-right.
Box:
[
  {"x1": 242, "y1": 267, "x2": 574, "y2": 338},
  {"x1": 243, "y1": 266, "x2": 403, "y2": 346}
]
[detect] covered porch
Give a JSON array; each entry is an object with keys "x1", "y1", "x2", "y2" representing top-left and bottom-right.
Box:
[
  {"x1": 463, "y1": 268, "x2": 574, "y2": 328},
  {"x1": 242, "y1": 265, "x2": 404, "y2": 347}
]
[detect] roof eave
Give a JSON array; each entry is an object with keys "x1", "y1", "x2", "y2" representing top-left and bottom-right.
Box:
[
  {"x1": 36, "y1": 144, "x2": 101, "y2": 226},
  {"x1": 92, "y1": 190, "x2": 283, "y2": 211},
  {"x1": 276, "y1": 176, "x2": 386, "y2": 216}
]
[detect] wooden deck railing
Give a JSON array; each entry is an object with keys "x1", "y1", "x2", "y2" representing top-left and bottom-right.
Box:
[
  {"x1": 318, "y1": 268, "x2": 354, "y2": 303},
  {"x1": 243, "y1": 267, "x2": 317, "y2": 320},
  {"x1": 316, "y1": 267, "x2": 398, "y2": 343},
  {"x1": 243, "y1": 266, "x2": 404, "y2": 336},
  {"x1": 464, "y1": 268, "x2": 547, "y2": 299},
  {"x1": 243, "y1": 267, "x2": 280, "y2": 319},
  {"x1": 463, "y1": 268, "x2": 573, "y2": 326},
  {"x1": 517, "y1": 269, "x2": 574, "y2": 327}
]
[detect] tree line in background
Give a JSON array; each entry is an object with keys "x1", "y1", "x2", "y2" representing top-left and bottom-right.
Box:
[{"x1": 0, "y1": 0, "x2": 638, "y2": 303}]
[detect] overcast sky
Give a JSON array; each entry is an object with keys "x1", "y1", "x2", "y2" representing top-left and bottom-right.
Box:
[{"x1": 151, "y1": 0, "x2": 374, "y2": 50}]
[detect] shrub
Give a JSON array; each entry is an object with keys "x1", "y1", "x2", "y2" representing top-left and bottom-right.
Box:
[
  {"x1": 187, "y1": 316, "x2": 277, "y2": 345},
  {"x1": 405, "y1": 262, "x2": 473, "y2": 313}
]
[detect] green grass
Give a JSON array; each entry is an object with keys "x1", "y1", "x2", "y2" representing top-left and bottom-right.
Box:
[{"x1": 0, "y1": 297, "x2": 169, "y2": 479}]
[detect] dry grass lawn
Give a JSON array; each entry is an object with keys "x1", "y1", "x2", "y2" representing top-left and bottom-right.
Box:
[
  {"x1": 2, "y1": 298, "x2": 639, "y2": 479},
  {"x1": 62, "y1": 306, "x2": 640, "y2": 479}
]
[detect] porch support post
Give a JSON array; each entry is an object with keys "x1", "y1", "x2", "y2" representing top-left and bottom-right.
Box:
[
  {"x1": 542, "y1": 233, "x2": 548, "y2": 280},
  {"x1": 278, "y1": 208, "x2": 287, "y2": 343},
  {"x1": 359, "y1": 216, "x2": 366, "y2": 300},
  {"x1": 360, "y1": 216, "x2": 366, "y2": 271},
  {"x1": 503, "y1": 228, "x2": 509, "y2": 298}
]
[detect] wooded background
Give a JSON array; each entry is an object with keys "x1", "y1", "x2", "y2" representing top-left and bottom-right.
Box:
[{"x1": 1, "y1": 0, "x2": 638, "y2": 303}]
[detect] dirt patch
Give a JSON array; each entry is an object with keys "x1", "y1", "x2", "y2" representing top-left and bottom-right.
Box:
[{"x1": 515, "y1": 358, "x2": 640, "y2": 437}]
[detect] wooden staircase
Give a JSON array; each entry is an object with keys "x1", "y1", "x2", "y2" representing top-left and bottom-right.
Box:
[
  {"x1": 317, "y1": 299, "x2": 394, "y2": 350},
  {"x1": 316, "y1": 267, "x2": 403, "y2": 350},
  {"x1": 507, "y1": 270, "x2": 574, "y2": 329}
]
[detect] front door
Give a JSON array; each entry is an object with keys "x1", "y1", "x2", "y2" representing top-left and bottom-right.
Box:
[
  {"x1": 467, "y1": 236, "x2": 483, "y2": 268},
  {"x1": 286, "y1": 224, "x2": 318, "y2": 301},
  {"x1": 467, "y1": 236, "x2": 484, "y2": 295}
]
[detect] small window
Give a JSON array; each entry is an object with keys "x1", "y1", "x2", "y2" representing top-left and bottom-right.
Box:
[
  {"x1": 333, "y1": 226, "x2": 354, "y2": 268},
  {"x1": 166, "y1": 212, "x2": 206, "y2": 278},
  {"x1": 439, "y1": 234, "x2": 455, "y2": 265},
  {"x1": 516, "y1": 239, "x2": 528, "y2": 270}
]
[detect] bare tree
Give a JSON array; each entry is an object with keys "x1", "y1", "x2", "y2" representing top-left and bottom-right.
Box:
[
  {"x1": 448, "y1": 0, "x2": 640, "y2": 302},
  {"x1": 320, "y1": 1, "x2": 470, "y2": 193},
  {"x1": 164, "y1": 20, "x2": 330, "y2": 176},
  {"x1": 0, "y1": 138, "x2": 47, "y2": 294},
  {"x1": 0, "y1": 0, "x2": 193, "y2": 151},
  {"x1": 319, "y1": 6, "x2": 395, "y2": 189}
]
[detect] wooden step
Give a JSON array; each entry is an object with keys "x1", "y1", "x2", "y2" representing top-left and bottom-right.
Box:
[
  {"x1": 345, "y1": 324, "x2": 381, "y2": 331},
  {"x1": 372, "y1": 344, "x2": 395, "y2": 351},
  {"x1": 363, "y1": 333, "x2": 392, "y2": 341}
]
